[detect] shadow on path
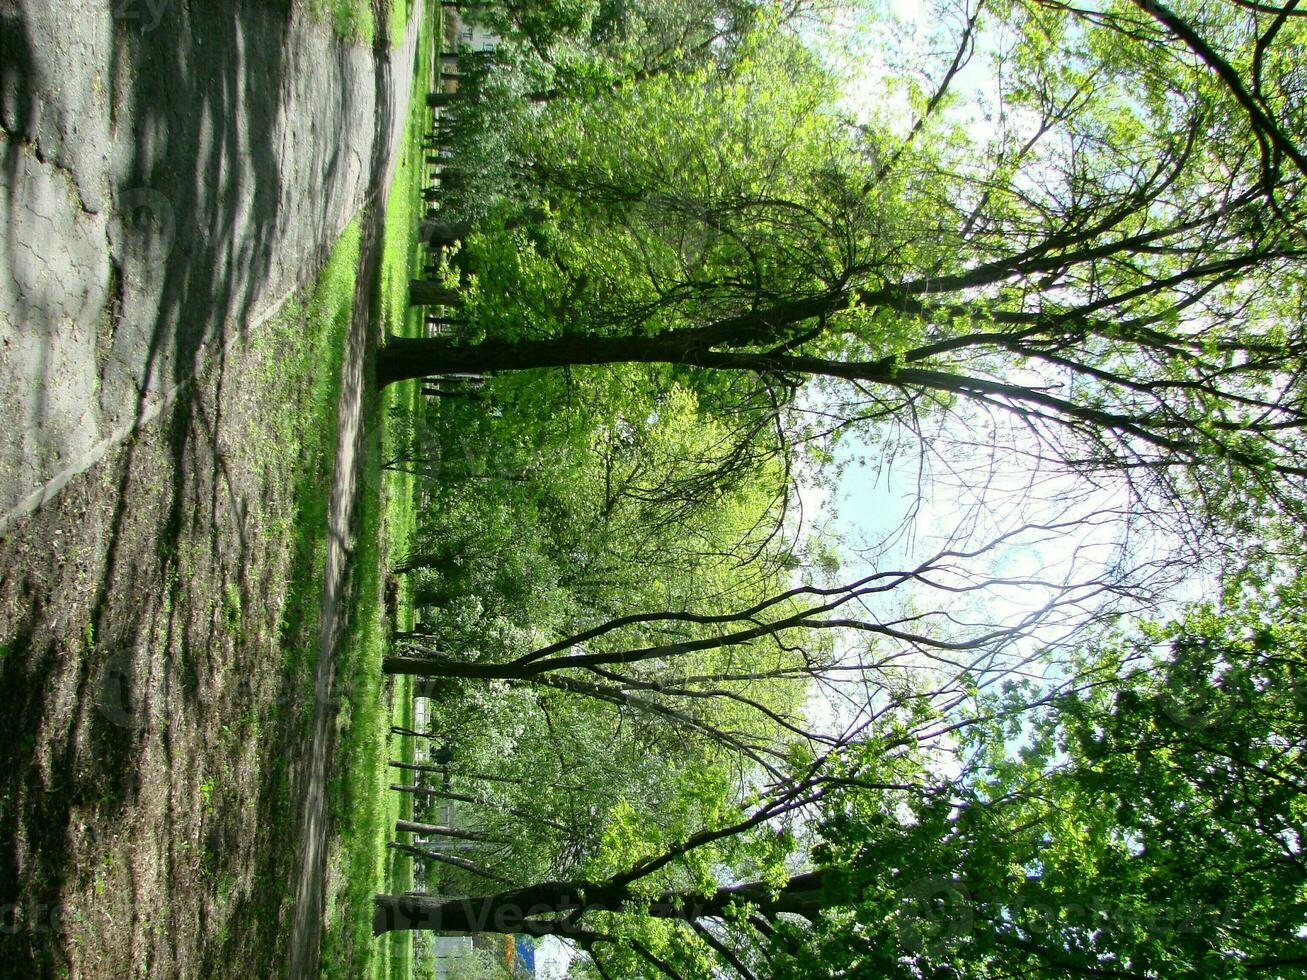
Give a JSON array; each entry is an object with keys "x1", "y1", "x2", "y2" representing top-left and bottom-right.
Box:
[{"x1": 1, "y1": 0, "x2": 385, "y2": 525}]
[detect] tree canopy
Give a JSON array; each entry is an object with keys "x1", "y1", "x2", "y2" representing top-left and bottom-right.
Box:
[
  {"x1": 382, "y1": 0, "x2": 1307, "y2": 975},
  {"x1": 393, "y1": 0, "x2": 1307, "y2": 528},
  {"x1": 384, "y1": 576, "x2": 1307, "y2": 978}
]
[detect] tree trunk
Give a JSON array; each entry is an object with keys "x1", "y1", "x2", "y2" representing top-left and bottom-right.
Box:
[
  {"x1": 372, "y1": 870, "x2": 827, "y2": 936},
  {"x1": 393, "y1": 623, "x2": 436, "y2": 641},
  {"x1": 374, "y1": 292, "x2": 847, "y2": 385},
  {"x1": 423, "y1": 387, "x2": 484, "y2": 401},
  {"x1": 372, "y1": 331, "x2": 704, "y2": 386},
  {"x1": 426, "y1": 91, "x2": 464, "y2": 108},
  {"x1": 385, "y1": 655, "x2": 525, "y2": 680},
  {"x1": 390, "y1": 760, "x2": 446, "y2": 775},
  {"x1": 389, "y1": 761, "x2": 584, "y2": 791},
  {"x1": 388, "y1": 841, "x2": 511, "y2": 883},
  {"x1": 396, "y1": 819, "x2": 497, "y2": 842},
  {"x1": 373, "y1": 291, "x2": 1191, "y2": 475},
  {"x1": 403, "y1": 787, "x2": 570, "y2": 831},
  {"x1": 392, "y1": 726, "x2": 444, "y2": 740},
  {"x1": 392, "y1": 782, "x2": 442, "y2": 795},
  {"x1": 418, "y1": 219, "x2": 472, "y2": 247},
  {"x1": 408, "y1": 280, "x2": 463, "y2": 308}
]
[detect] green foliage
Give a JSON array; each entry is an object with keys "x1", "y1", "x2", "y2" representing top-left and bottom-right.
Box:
[
  {"x1": 383, "y1": 4, "x2": 1307, "y2": 978},
  {"x1": 422, "y1": 0, "x2": 1307, "y2": 535},
  {"x1": 786, "y1": 579, "x2": 1307, "y2": 979}
]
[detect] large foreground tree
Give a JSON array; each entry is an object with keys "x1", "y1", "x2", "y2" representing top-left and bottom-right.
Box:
[
  {"x1": 377, "y1": 574, "x2": 1307, "y2": 978},
  {"x1": 386, "y1": 0, "x2": 1307, "y2": 529}
]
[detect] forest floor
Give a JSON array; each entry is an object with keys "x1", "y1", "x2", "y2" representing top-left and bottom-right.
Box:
[{"x1": 0, "y1": 1, "x2": 431, "y2": 977}]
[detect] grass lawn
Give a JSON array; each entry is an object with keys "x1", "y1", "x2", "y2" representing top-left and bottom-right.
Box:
[
  {"x1": 268, "y1": 220, "x2": 362, "y2": 732},
  {"x1": 309, "y1": 0, "x2": 415, "y2": 45},
  {"x1": 0, "y1": 2, "x2": 432, "y2": 976},
  {"x1": 317, "y1": 0, "x2": 439, "y2": 976}
]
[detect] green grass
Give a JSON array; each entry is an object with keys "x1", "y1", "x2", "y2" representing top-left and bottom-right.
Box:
[
  {"x1": 260, "y1": 221, "x2": 362, "y2": 722},
  {"x1": 193, "y1": 213, "x2": 362, "y2": 972},
  {"x1": 318, "y1": 1, "x2": 439, "y2": 976},
  {"x1": 390, "y1": 0, "x2": 416, "y2": 46},
  {"x1": 308, "y1": 0, "x2": 377, "y2": 43},
  {"x1": 308, "y1": 0, "x2": 416, "y2": 45}
]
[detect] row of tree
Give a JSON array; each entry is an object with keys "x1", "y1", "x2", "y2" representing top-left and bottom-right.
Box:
[{"x1": 378, "y1": 0, "x2": 1307, "y2": 975}]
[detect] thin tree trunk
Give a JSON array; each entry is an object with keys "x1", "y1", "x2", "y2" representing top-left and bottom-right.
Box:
[
  {"x1": 390, "y1": 760, "x2": 446, "y2": 775},
  {"x1": 423, "y1": 387, "x2": 484, "y2": 400},
  {"x1": 388, "y1": 761, "x2": 585, "y2": 791},
  {"x1": 392, "y1": 726, "x2": 444, "y2": 740},
  {"x1": 396, "y1": 819, "x2": 498, "y2": 843},
  {"x1": 404, "y1": 787, "x2": 570, "y2": 832},
  {"x1": 392, "y1": 782, "x2": 441, "y2": 795},
  {"x1": 388, "y1": 842, "x2": 511, "y2": 884},
  {"x1": 392, "y1": 624, "x2": 437, "y2": 641}
]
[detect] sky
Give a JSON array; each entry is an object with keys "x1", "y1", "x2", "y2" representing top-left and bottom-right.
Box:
[{"x1": 776, "y1": 0, "x2": 1221, "y2": 764}]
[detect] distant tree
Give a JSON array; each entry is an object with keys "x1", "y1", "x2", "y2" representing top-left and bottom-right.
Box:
[{"x1": 384, "y1": 518, "x2": 1118, "y2": 776}]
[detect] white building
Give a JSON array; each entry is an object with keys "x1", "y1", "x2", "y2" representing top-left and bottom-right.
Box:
[{"x1": 446, "y1": 11, "x2": 501, "y2": 55}]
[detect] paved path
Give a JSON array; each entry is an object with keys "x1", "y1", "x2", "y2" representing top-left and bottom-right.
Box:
[
  {"x1": 285, "y1": 9, "x2": 422, "y2": 978},
  {"x1": 0, "y1": 0, "x2": 407, "y2": 531}
]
